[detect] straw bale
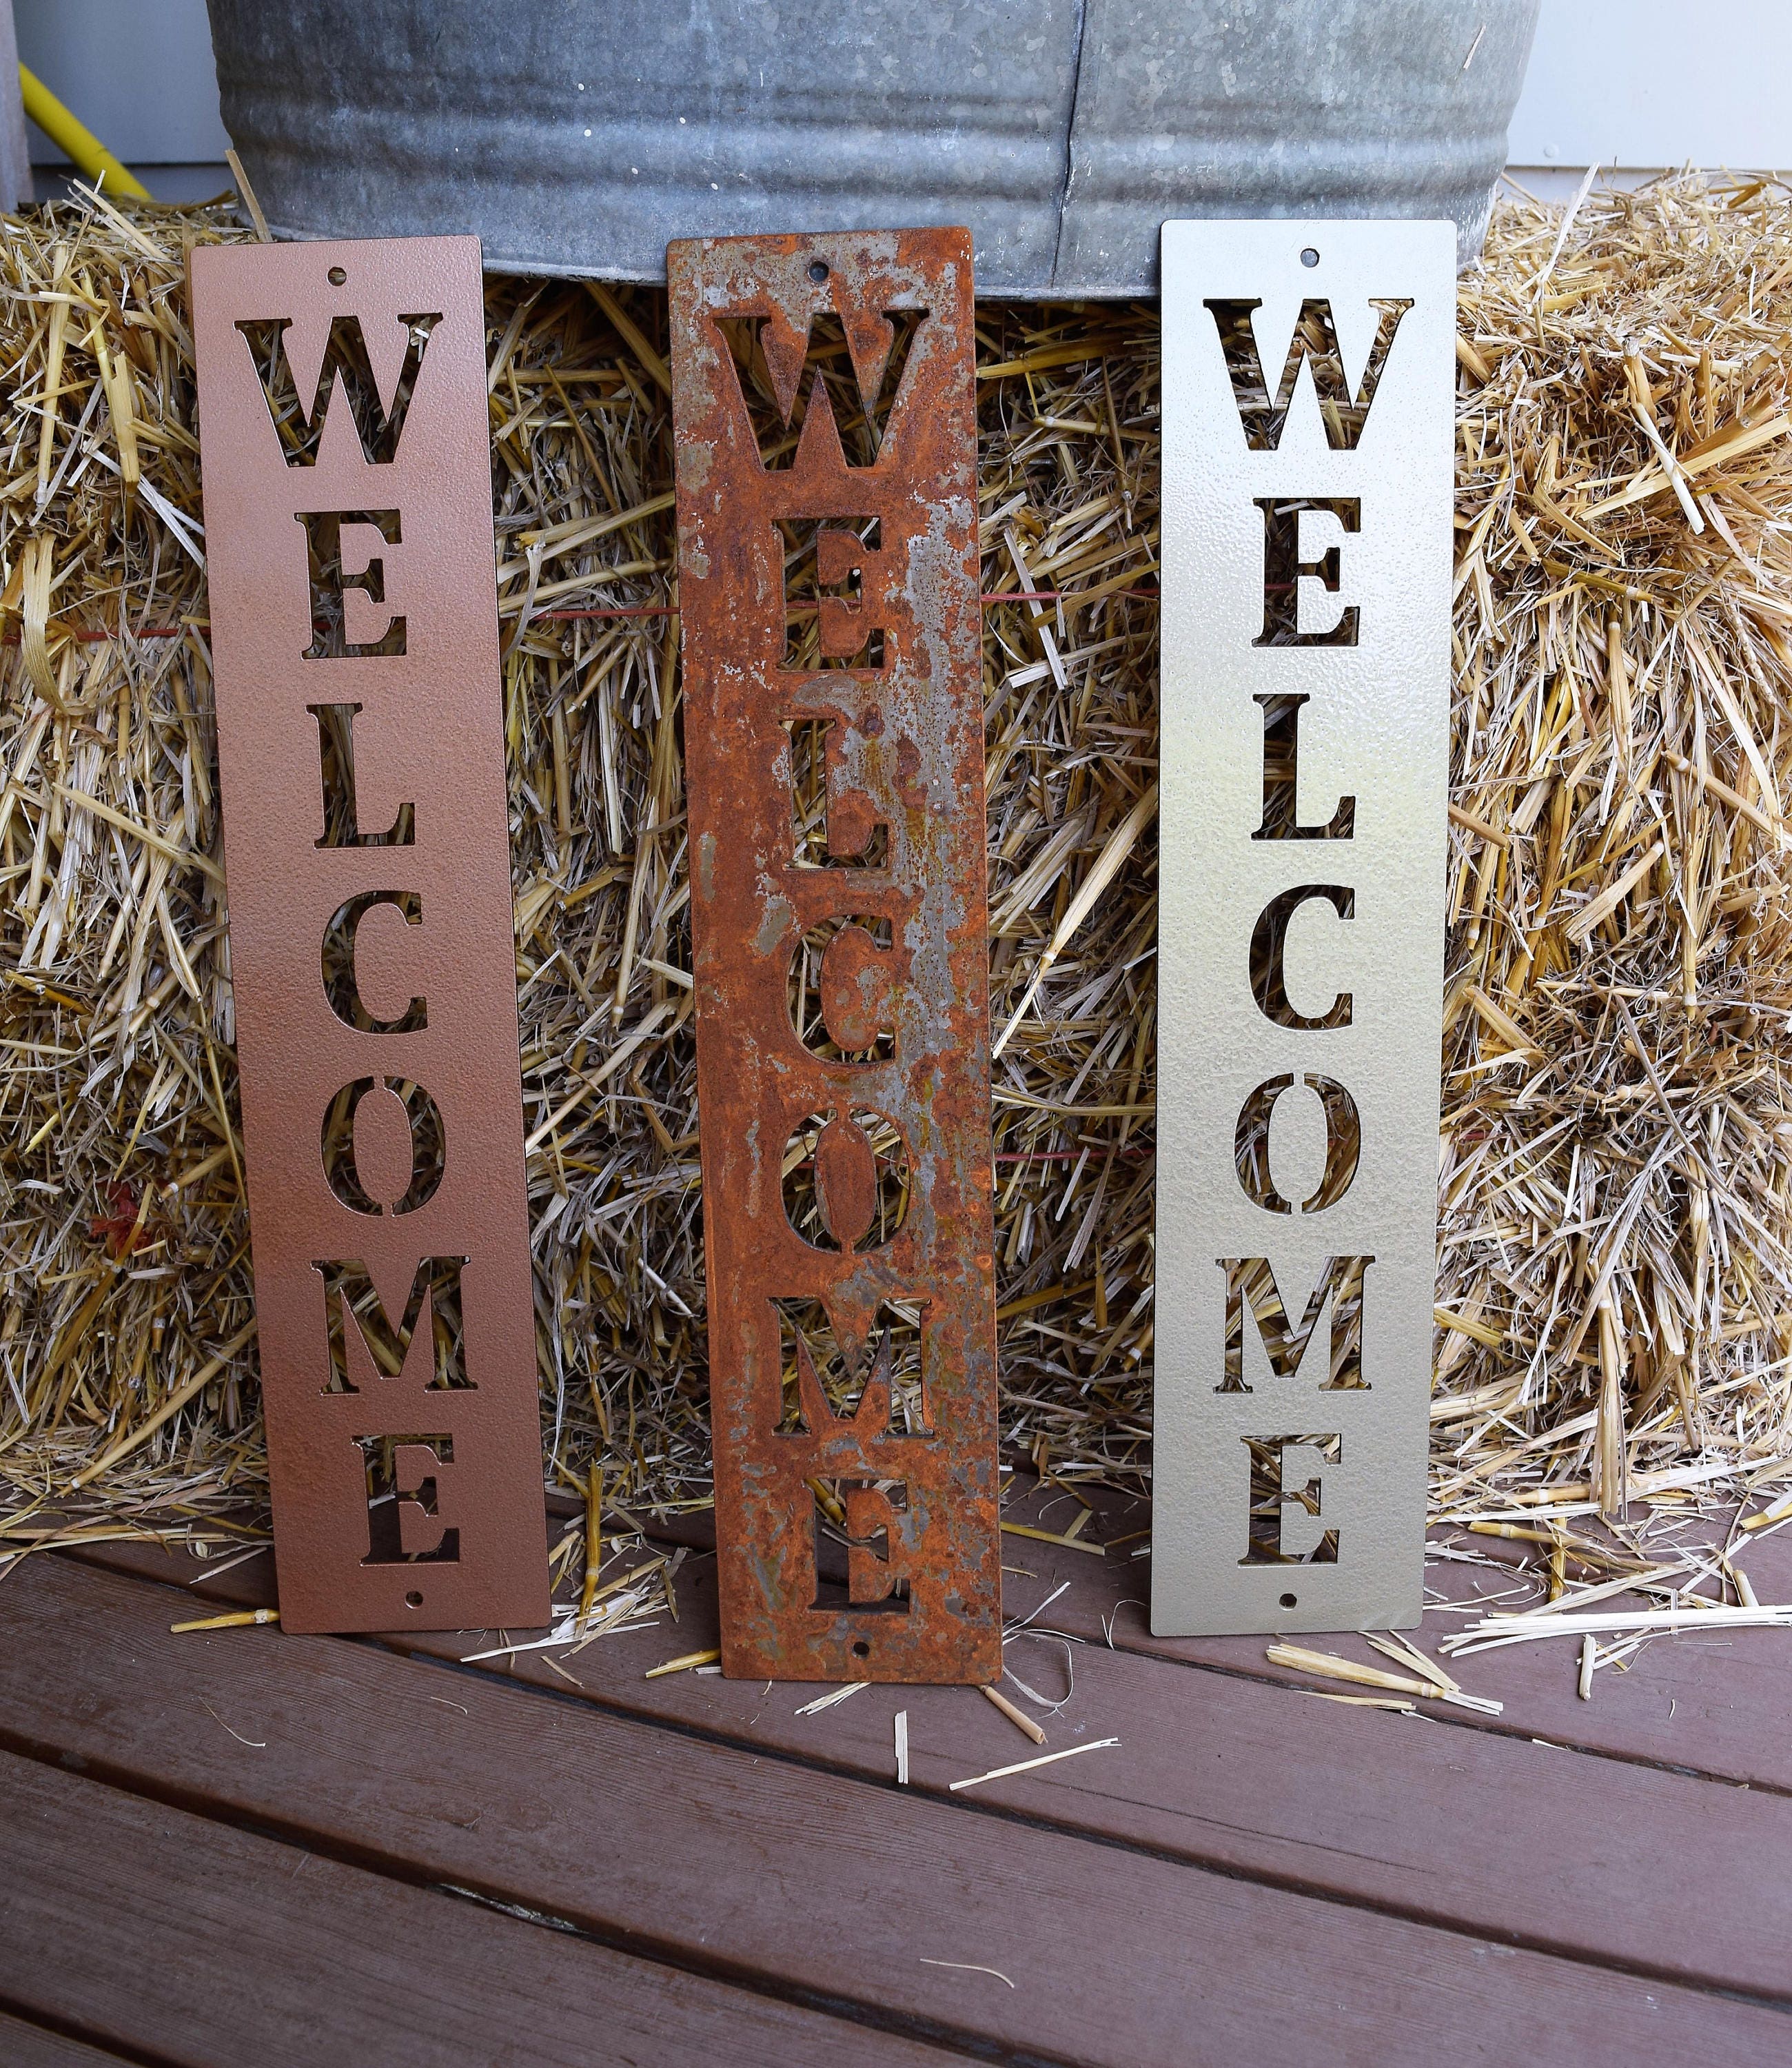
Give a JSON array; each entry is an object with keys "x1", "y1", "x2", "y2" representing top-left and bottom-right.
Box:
[
  {"x1": 1440, "y1": 174, "x2": 1792, "y2": 1532},
  {"x1": 3, "y1": 176, "x2": 1791, "y2": 1561}
]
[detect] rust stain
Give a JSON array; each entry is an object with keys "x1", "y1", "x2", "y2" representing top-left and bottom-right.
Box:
[{"x1": 669, "y1": 229, "x2": 1000, "y2": 1683}]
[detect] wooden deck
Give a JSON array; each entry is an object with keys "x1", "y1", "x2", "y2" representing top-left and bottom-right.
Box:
[{"x1": 1, "y1": 1476, "x2": 1788, "y2": 2066}]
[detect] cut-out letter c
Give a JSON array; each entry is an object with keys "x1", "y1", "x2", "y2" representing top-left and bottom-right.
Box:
[{"x1": 1250, "y1": 884, "x2": 1354, "y2": 1030}]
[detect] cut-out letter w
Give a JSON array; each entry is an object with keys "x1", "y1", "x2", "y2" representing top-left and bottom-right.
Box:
[
  {"x1": 1205, "y1": 297, "x2": 1412, "y2": 451},
  {"x1": 719, "y1": 308, "x2": 924, "y2": 472},
  {"x1": 237, "y1": 314, "x2": 440, "y2": 467}
]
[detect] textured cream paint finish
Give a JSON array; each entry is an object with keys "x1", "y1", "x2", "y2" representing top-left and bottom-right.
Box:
[{"x1": 1153, "y1": 220, "x2": 1454, "y2": 1636}]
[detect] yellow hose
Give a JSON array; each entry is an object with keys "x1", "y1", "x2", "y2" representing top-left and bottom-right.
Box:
[{"x1": 19, "y1": 63, "x2": 152, "y2": 201}]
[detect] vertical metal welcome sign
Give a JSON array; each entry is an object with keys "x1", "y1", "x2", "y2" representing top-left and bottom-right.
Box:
[
  {"x1": 670, "y1": 231, "x2": 1001, "y2": 1683},
  {"x1": 191, "y1": 239, "x2": 549, "y2": 1634},
  {"x1": 1154, "y1": 222, "x2": 1453, "y2": 1634}
]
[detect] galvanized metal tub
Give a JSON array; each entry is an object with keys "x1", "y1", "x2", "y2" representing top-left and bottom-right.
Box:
[{"x1": 205, "y1": 0, "x2": 1538, "y2": 292}]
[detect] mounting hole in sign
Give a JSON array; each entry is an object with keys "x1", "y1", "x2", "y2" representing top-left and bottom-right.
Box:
[
  {"x1": 808, "y1": 258, "x2": 830, "y2": 284},
  {"x1": 405, "y1": 1590, "x2": 424, "y2": 1609},
  {"x1": 1280, "y1": 1592, "x2": 1298, "y2": 1609},
  {"x1": 1299, "y1": 247, "x2": 1320, "y2": 269},
  {"x1": 328, "y1": 265, "x2": 347, "y2": 285},
  {"x1": 852, "y1": 1639, "x2": 870, "y2": 1659}
]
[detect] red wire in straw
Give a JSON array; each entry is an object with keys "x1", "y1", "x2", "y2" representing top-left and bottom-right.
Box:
[{"x1": 6, "y1": 586, "x2": 1159, "y2": 646}]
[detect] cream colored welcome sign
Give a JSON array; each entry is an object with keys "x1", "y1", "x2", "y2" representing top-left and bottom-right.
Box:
[{"x1": 1154, "y1": 221, "x2": 1454, "y2": 1636}]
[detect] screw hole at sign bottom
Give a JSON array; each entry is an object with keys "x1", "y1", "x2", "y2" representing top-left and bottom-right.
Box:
[
  {"x1": 1279, "y1": 1592, "x2": 1298, "y2": 1609},
  {"x1": 405, "y1": 1590, "x2": 424, "y2": 1609},
  {"x1": 808, "y1": 258, "x2": 830, "y2": 283},
  {"x1": 328, "y1": 265, "x2": 347, "y2": 285},
  {"x1": 1299, "y1": 247, "x2": 1319, "y2": 268},
  {"x1": 852, "y1": 1639, "x2": 870, "y2": 1659}
]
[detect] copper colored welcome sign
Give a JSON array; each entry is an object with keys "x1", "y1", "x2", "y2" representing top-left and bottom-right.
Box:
[
  {"x1": 190, "y1": 237, "x2": 548, "y2": 1634},
  {"x1": 670, "y1": 230, "x2": 1001, "y2": 1683}
]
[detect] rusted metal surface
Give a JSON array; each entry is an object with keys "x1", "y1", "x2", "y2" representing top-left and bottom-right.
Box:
[
  {"x1": 669, "y1": 229, "x2": 1000, "y2": 1683},
  {"x1": 190, "y1": 236, "x2": 549, "y2": 1634}
]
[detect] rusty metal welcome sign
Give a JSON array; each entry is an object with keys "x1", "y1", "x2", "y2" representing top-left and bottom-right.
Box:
[
  {"x1": 669, "y1": 230, "x2": 1001, "y2": 1683},
  {"x1": 191, "y1": 236, "x2": 549, "y2": 1635},
  {"x1": 1153, "y1": 221, "x2": 1454, "y2": 1636}
]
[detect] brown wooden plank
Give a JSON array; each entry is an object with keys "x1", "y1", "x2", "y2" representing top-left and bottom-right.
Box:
[
  {"x1": 996, "y1": 1488, "x2": 1792, "y2": 1793},
  {"x1": 6, "y1": 1555, "x2": 1783, "y2": 2065},
  {"x1": 580, "y1": 1475, "x2": 1792, "y2": 1797},
  {"x1": 462, "y1": 1556, "x2": 1792, "y2": 2001},
  {"x1": 926, "y1": 1475, "x2": 1792, "y2": 1796},
  {"x1": 75, "y1": 1472, "x2": 1792, "y2": 1797},
  {"x1": 0, "y1": 2009, "x2": 134, "y2": 2067},
  {"x1": 0, "y1": 1746, "x2": 942, "y2": 2068},
  {"x1": 64, "y1": 1497, "x2": 1792, "y2": 1991},
  {"x1": 72, "y1": 1522, "x2": 1792, "y2": 2003}
]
